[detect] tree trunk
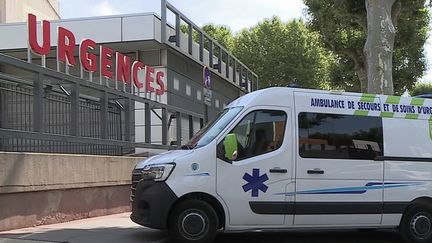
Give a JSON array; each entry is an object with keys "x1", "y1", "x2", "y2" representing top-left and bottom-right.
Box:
[
  {"x1": 364, "y1": 0, "x2": 396, "y2": 95},
  {"x1": 355, "y1": 65, "x2": 368, "y2": 93}
]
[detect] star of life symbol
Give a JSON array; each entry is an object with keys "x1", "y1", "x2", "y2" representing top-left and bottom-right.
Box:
[{"x1": 242, "y1": 168, "x2": 269, "y2": 197}]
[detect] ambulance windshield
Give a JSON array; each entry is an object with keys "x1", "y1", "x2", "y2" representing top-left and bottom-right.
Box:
[{"x1": 182, "y1": 106, "x2": 243, "y2": 149}]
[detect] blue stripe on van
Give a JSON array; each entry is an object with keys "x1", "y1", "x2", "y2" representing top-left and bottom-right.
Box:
[{"x1": 276, "y1": 182, "x2": 423, "y2": 196}]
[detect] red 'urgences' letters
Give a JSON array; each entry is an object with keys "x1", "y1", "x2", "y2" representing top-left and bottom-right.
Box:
[
  {"x1": 26, "y1": 13, "x2": 165, "y2": 95},
  {"x1": 156, "y1": 72, "x2": 165, "y2": 95},
  {"x1": 28, "y1": 13, "x2": 51, "y2": 56},
  {"x1": 79, "y1": 39, "x2": 97, "y2": 72},
  {"x1": 145, "y1": 66, "x2": 156, "y2": 93},
  {"x1": 57, "y1": 27, "x2": 76, "y2": 66},
  {"x1": 100, "y1": 46, "x2": 114, "y2": 79},
  {"x1": 116, "y1": 52, "x2": 131, "y2": 84},
  {"x1": 132, "y1": 61, "x2": 144, "y2": 89}
]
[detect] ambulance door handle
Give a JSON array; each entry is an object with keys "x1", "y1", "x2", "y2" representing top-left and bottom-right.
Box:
[
  {"x1": 307, "y1": 168, "x2": 324, "y2": 174},
  {"x1": 269, "y1": 168, "x2": 288, "y2": 173}
]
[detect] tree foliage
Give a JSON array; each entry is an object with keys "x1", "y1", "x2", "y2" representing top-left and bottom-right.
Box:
[
  {"x1": 181, "y1": 24, "x2": 234, "y2": 57},
  {"x1": 304, "y1": 0, "x2": 429, "y2": 95},
  {"x1": 199, "y1": 2, "x2": 429, "y2": 93},
  {"x1": 410, "y1": 82, "x2": 432, "y2": 96},
  {"x1": 201, "y1": 24, "x2": 235, "y2": 51},
  {"x1": 232, "y1": 17, "x2": 334, "y2": 89}
]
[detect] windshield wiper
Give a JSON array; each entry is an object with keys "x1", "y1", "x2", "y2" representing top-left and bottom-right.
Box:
[{"x1": 180, "y1": 144, "x2": 195, "y2": 150}]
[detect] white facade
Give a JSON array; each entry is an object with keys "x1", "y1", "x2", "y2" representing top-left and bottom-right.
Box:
[{"x1": 0, "y1": 12, "x2": 251, "y2": 154}]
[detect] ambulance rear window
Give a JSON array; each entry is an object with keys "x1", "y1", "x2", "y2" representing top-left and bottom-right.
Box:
[{"x1": 298, "y1": 112, "x2": 383, "y2": 160}]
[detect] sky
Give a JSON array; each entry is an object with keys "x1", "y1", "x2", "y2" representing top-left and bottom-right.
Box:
[{"x1": 58, "y1": 0, "x2": 432, "y2": 83}]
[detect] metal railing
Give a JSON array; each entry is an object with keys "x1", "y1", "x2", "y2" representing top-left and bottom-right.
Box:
[
  {"x1": 160, "y1": 0, "x2": 259, "y2": 91},
  {"x1": 0, "y1": 53, "x2": 204, "y2": 155}
]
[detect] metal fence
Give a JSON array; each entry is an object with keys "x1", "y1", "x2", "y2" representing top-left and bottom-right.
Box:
[
  {"x1": 0, "y1": 81, "x2": 124, "y2": 154},
  {"x1": 0, "y1": 53, "x2": 204, "y2": 156}
]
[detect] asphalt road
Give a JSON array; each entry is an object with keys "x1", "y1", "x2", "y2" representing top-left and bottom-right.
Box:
[{"x1": 0, "y1": 213, "x2": 405, "y2": 243}]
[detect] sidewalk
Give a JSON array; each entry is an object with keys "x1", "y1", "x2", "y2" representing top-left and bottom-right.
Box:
[{"x1": 0, "y1": 213, "x2": 169, "y2": 243}]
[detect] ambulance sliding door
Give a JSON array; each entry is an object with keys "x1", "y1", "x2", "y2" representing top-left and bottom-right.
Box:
[{"x1": 293, "y1": 92, "x2": 384, "y2": 226}]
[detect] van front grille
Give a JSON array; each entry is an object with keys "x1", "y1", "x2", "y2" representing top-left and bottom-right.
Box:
[{"x1": 130, "y1": 168, "x2": 143, "y2": 202}]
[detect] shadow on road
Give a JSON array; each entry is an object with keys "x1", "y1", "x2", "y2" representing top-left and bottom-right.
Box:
[
  {"x1": 0, "y1": 227, "x2": 404, "y2": 243},
  {"x1": 215, "y1": 230, "x2": 403, "y2": 243}
]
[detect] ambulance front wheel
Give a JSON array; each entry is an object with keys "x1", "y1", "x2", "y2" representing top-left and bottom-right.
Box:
[
  {"x1": 169, "y1": 199, "x2": 219, "y2": 243},
  {"x1": 400, "y1": 202, "x2": 432, "y2": 243}
]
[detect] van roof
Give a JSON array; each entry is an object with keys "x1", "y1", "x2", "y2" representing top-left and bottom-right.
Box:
[
  {"x1": 228, "y1": 87, "x2": 432, "y2": 121},
  {"x1": 228, "y1": 87, "x2": 364, "y2": 108}
]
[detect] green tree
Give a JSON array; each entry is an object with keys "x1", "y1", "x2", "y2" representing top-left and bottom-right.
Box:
[
  {"x1": 181, "y1": 24, "x2": 234, "y2": 56},
  {"x1": 232, "y1": 17, "x2": 334, "y2": 89},
  {"x1": 304, "y1": 0, "x2": 429, "y2": 95},
  {"x1": 410, "y1": 82, "x2": 432, "y2": 96},
  {"x1": 201, "y1": 24, "x2": 235, "y2": 51}
]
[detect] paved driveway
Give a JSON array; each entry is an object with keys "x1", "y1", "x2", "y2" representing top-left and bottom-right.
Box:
[{"x1": 0, "y1": 213, "x2": 404, "y2": 243}]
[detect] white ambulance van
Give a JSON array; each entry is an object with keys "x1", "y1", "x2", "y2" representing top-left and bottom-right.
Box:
[{"x1": 130, "y1": 87, "x2": 432, "y2": 243}]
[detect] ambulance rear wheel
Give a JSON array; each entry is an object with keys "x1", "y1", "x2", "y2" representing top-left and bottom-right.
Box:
[
  {"x1": 169, "y1": 199, "x2": 219, "y2": 243},
  {"x1": 400, "y1": 203, "x2": 432, "y2": 243}
]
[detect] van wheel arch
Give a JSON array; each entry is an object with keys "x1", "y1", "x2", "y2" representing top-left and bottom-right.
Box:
[
  {"x1": 399, "y1": 197, "x2": 432, "y2": 243},
  {"x1": 168, "y1": 192, "x2": 226, "y2": 230},
  {"x1": 400, "y1": 197, "x2": 432, "y2": 224}
]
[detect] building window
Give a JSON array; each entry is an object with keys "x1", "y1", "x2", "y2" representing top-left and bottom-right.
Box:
[
  {"x1": 223, "y1": 110, "x2": 287, "y2": 161},
  {"x1": 197, "y1": 90, "x2": 202, "y2": 101},
  {"x1": 298, "y1": 112, "x2": 383, "y2": 160},
  {"x1": 186, "y1": 84, "x2": 191, "y2": 96},
  {"x1": 174, "y1": 78, "x2": 179, "y2": 90}
]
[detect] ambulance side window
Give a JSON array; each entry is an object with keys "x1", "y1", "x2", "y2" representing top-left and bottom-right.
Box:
[
  {"x1": 221, "y1": 110, "x2": 287, "y2": 161},
  {"x1": 298, "y1": 112, "x2": 384, "y2": 160}
]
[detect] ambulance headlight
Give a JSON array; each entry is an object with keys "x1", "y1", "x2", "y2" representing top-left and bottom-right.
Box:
[{"x1": 141, "y1": 163, "x2": 175, "y2": 182}]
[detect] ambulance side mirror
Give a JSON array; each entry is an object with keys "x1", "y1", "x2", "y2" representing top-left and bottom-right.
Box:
[{"x1": 223, "y1": 133, "x2": 238, "y2": 162}]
